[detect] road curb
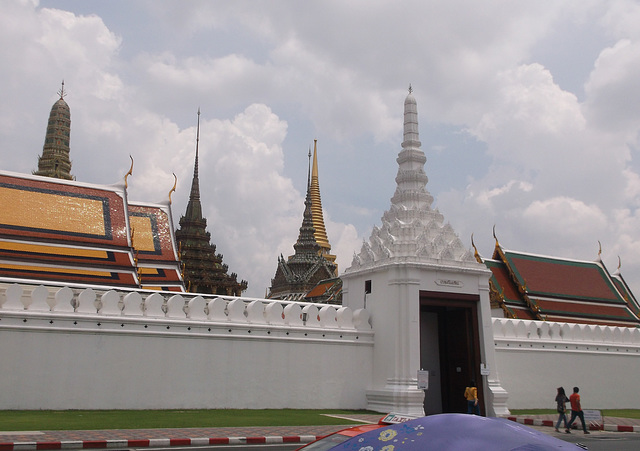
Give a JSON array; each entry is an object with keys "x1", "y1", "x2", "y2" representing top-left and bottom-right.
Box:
[
  {"x1": 0, "y1": 435, "x2": 320, "y2": 450},
  {"x1": 506, "y1": 416, "x2": 640, "y2": 433}
]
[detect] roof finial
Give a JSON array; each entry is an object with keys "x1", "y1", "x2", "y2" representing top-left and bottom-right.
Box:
[
  {"x1": 168, "y1": 173, "x2": 177, "y2": 204},
  {"x1": 408, "y1": 83, "x2": 413, "y2": 94},
  {"x1": 58, "y1": 80, "x2": 66, "y2": 99},
  {"x1": 597, "y1": 240, "x2": 602, "y2": 261},
  {"x1": 307, "y1": 145, "x2": 312, "y2": 190},
  {"x1": 471, "y1": 233, "x2": 482, "y2": 264},
  {"x1": 195, "y1": 108, "x2": 200, "y2": 172},
  {"x1": 124, "y1": 155, "x2": 134, "y2": 189}
]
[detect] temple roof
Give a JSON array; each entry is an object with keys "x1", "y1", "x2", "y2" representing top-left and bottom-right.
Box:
[
  {"x1": 483, "y1": 243, "x2": 640, "y2": 326},
  {"x1": 0, "y1": 169, "x2": 184, "y2": 291},
  {"x1": 129, "y1": 201, "x2": 184, "y2": 291},
  {"x1": 305, "y1": 277, "x2": 343, "y2": 304}
]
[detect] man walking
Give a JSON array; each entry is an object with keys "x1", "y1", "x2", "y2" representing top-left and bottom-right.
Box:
[{"x1": 566, "y1": 387, "x2": 590, "y2": 434}]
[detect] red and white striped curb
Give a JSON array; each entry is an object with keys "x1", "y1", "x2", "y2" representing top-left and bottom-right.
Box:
[
  {"x1": 506, "y1": 416, "x2": 640, "y2": 433},
  {"x1": 0, "y1": 435, "x2": 320, "y2": 450}
]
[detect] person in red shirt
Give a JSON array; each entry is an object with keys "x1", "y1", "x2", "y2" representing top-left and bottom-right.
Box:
[{"x1": 566, "y1": 386, "x2": 590, "y2": 434}]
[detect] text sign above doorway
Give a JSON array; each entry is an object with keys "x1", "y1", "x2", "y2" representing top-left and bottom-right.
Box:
[{"x1": 435, "y1": 279, "x2": 464, "y2": 288}]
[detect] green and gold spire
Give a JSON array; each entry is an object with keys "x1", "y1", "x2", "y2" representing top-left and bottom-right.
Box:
[{"x1": 34, "y1": 81, "x2": 73, "y2": 180}]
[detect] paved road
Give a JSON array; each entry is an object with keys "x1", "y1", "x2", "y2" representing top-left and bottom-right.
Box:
[{"x1": 1, "y1": 414, "x2": 639, "y2": 450}]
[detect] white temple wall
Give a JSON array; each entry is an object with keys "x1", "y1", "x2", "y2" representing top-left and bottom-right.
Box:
[
  {"x1": 0, "y1": 284, "x2": 374, "y2": 410},
  {"x1": 492, "y1": 318, "x2": 640, "y2": 409},
  {"x1": 4, "y1": 282, "x2": 640, "y2": 412}
]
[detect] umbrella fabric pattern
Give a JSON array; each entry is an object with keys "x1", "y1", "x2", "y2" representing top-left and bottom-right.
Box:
[{"x1": 331, "y1": 414, "x2": 585, "y2": 450}]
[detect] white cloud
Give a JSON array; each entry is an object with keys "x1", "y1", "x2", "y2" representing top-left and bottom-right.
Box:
[
  {"x1": 522, "y1": 196, "x2": 608, "y2": 235},
  {"x1": 5, "y1": 0, "x2": 640, "y2": 299},
  {"x1": 584, "y1": 39, "x2": 640, "y2": 134}
]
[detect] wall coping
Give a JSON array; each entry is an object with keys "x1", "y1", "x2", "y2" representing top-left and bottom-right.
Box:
[{"x1": 0, "y1": 282, "x2": 374, "y2": 344}]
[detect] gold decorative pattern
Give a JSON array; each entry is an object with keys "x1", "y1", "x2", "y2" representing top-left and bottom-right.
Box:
[
  {"x1": 0, "y1": 263, "x2": 115, "y2": 277},
  {"x1": 129, "y1": 215, "x2": 156, "y2": 252},
  {"x1": 0, "y1": 240, "x2": 108, "y2": 259},
  {"x1": 0, "y1": 187, "x2": 106, "y2": 236}
]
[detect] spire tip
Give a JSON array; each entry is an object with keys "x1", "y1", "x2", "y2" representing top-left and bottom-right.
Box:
[{"x1": 58, "y1": 80, "x2": 66, "y2": 99}]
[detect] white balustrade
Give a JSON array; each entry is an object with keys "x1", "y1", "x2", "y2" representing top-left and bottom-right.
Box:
[
  {"x1": 265, "y1": 302, "x2": 284, "y2": 325},
  {"x1": 187, "y1": 296, "x2": 207, "y2": 320},
  {"x1": 302, "y1": 305, "x2": 320, "y2": 327},
  {"x1": 283, "y1": 303, "x2": 303, "y2": 326},
  {"x1": 167, "y1": 295, "x2": 186, "y2": 318},
  {"x1": 3, "y1": 284, "x2": 24, "y2": 310},
  {"x1": 0, "y1": 283, "x2": 372, "y2": 334},
  {"x1": 227, "y1": 298, "x2": 246, "y2": 323},
  {"x1": 123, "y1": 292, "x2": 143, "y2": 316},
  {"x1": 28, "y1": 285, "x2": 50, "y2": 312},
  {"x1": 353, "y1": 309, "x2": 371, "y2": 330},
  {"x1": 492, "y1": 317, "x2": 640, "y2": 347},
  {"x1": 53, "y1": 286, "x2": 74, "y2": 312},
  {"x1": 144, "y1": 292, "x2": 165, "y2": 318},
  {"x1": 207, "y1": 297, "x2": 227, "y2": 321},
  {"x1": 319, "y1": 305, "x2": 337, "y2": 328},
  {"x1": 76, "y1": 288, "x2": 97, "y2": 314},
  {"x1": 246, "y1": 300, "x2": 264, "y2": 323},
  {"x1": 99, "y1": 291, "x2": 121, "y2": 316},
  {"x1": 336, "y1": 307, "x2": 353, "y2": 329}
]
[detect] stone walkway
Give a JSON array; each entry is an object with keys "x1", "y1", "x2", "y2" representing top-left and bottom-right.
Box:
[{"x1": 506, "y1": 413, "x2": 640, "y2": 432}]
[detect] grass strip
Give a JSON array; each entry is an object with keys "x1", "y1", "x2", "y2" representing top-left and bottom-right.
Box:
[
  {"x1": 0, "y1": 409, "x2": 377, "y2": 431},
  {"x1": 3, "y1": 409, "x2": 638, "y2": 431}
]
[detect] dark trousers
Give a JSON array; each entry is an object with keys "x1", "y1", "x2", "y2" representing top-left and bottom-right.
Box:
[
  {"x1": 567, "y1": 410, "x2": 587, "y2": 432},
  {"x1": 467, "y1": 400, "x2": 479, "y2": 415}
]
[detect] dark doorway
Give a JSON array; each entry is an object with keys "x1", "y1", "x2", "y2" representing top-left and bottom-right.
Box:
[{"x1": 419, "y1": 291, "x2": 483, "y2": 415}]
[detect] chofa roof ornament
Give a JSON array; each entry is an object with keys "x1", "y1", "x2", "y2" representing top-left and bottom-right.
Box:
[{"x1": 124, "y1": 155, "x2": 134, "y2": 189}]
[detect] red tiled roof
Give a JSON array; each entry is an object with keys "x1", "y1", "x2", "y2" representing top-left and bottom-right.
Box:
[
  {"x1": 533, "y1": 297, "x2": 637, "y2": 321},
  {"x1": 483, "y1": 247, "x2": 639, "y2": 326},
  {"x1": 486, "y1": 261, "x2": 521, "y2": 301},
  {"x1": 505, "y1": 253, "x2": 621, "y2": 302}
]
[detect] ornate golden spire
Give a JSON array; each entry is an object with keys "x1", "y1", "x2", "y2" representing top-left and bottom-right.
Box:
[{"x1": 309, "y1": 139, "x2": 335, "y2": 262}]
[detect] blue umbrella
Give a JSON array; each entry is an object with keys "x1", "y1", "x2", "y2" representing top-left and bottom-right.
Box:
[{"x1": 330, "y1": 414, "x2": 585, "y2": 450}]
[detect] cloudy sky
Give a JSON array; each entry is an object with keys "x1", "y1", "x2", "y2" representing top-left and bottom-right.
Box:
[{"x1": 2, "y1": 0, "x2": 640, "y2": 299}]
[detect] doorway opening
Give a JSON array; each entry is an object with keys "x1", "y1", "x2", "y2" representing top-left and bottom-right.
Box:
[{"x1": 420, "y1": 291, "x2": 483, "y2": 415}]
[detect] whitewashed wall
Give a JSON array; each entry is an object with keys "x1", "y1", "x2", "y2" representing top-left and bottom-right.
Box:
[
  {"x1": 0, "y1": 283, "x2": 374, "y2": 410},
  {"x1": 4, "y1": 282, "x2": 639, "y2": 412},
  {"x1": 493, "y1": 318, "x2": 640, "y2": 410}
]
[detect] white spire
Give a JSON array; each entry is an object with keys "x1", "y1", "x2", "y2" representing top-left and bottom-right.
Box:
[
  {"x1": 402, "y1": 85, "x2": 420, "y2": 149},
  {"x1": 346, "y1": 87, "x2": 474, "y2": 271}
]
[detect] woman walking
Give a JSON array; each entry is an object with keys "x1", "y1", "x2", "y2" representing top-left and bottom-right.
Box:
[{"x1": 555, "y1": 387, "x2": 570, "y2": 432}]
